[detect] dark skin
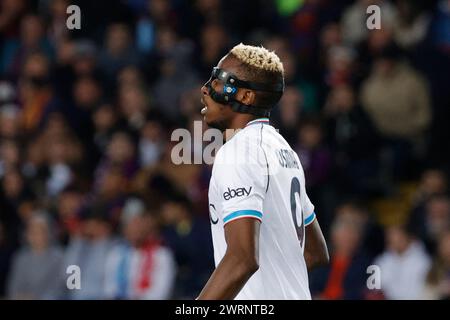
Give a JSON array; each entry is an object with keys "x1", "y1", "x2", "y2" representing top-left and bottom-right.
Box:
[
  {"x1": 197, "y1": 54, "x2": 329, "y2": 300},
  {"x1": 304, "y1": 219, "x2": 329, "y2": 270}
]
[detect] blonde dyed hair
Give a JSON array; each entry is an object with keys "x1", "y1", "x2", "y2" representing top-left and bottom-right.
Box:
[{"x1": 229, "y1": 43, "x2": 284, "y2": 74}]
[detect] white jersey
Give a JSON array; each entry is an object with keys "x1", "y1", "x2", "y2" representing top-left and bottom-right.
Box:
[{"x1": 208, "y1": 118, "x2": 316, "y2": 300}]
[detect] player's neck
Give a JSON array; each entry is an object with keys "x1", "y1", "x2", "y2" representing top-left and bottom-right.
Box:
[{"x1": 223, "y1": 114, "x2": 257, "y2": 141}]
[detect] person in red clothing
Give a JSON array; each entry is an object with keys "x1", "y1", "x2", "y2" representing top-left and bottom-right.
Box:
[
  {"x1": 104, "y1": 198, "x2": 176, "y2": 299},
  {"x1": 310, "y1": 204, "x2": 372, "y2": 299}
]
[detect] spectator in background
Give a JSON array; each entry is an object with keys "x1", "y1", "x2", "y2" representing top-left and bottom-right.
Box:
[
  {"x1": 44, "y1": 136, "x2": 73, "y2": 199},
  {"x1": 118, "y1": 82, "x2": 150, "y2": 132},
  {"x1": 139, "y1": 118, "x2": 165, "y2": 168},
  {"x1": 92, "y1": 165, "x2": 129, "y2": 228},
  {"x1": 46, "y1": 0, "x2": 71, "y2": 45},
  {"x1": 392, "y1": 0, "x2": 431, "y2": 50},
  {"x1": 296, "y1": 118, "x2": 332, "y2": 194},
  {"x1": 135, "y1": 0, "x2": 168, "y2": 54},
  {"x1": 357, "y1": 27, "x2": 396, "y2": 78},
  {"x1": 1, "y1": 14, "x2": 54, "y2": 77},
  {"x1": 95, "y1": 130, "x2": 138, "y2": 184},
  {"x1": 361, "y1": 44, "x2": 431, "y2": 178},
  {"x1": 341, "y1": 0, "x2": 397, "y2": 46},
  {"x1": 161, "y1": 194, "x2": 214, "y2": 299},
  {"x1": 7, "y1": 212, "x2": 64, "y2": 299},
  {"x1": 55, "y1": 185, "x2": 84, "y2": 246},
  {"x1": 374, "y1": 224, "x2": 431, "y2": 299},
  {"x1": 52, "y1": 38, "x2": 75, "y2": 102},
  {"x1": 152, "y1": 27, "x2": 199, "y2": 120},
  {"x1": 0, "y1": 80, "x2": 16, "y2": 104},
  {"x1": 117, "y1": 65, "x2": 145, "y2": 88},
  {"x1": 361, "y1": 45, "x2": 431, "y2": 143},
  {"x1": 335, "y1": 202, "x2": 385, "y2": 259},
  {"x1": 324, "y1": 84, "x2": 381, "y2": 195},
  {"x1": 319, "y1": 23, "x2": 343, "y2": 61},
  {"x1": 0, "y1": 221, "x2": 15, "y2": 298},
  {"x1": 0, "y1": 104, "x2": 20, "y2": 140},
  {"x1": 91, "y1": 103, "x2": 118, "y2": 157},
  {"x1": 67, "y1": 75, "x2": 102, "y2": 144},
  {"x1": 98, "y1": 23, "x2": 140, "y2": 82},
  {"x1": 37, "y1": 112, "x2": 84, "y2": 200},
  {"x1": 0, "y1": 139, "x2": 21, "y2": 178},
  {"x1": 422, "y1": 231, "x2": 450, "y2": 299},
  {"x1": 105, "y1": 198, "x2": 175, "y2": 299},
  {"x1": 18, "y1": 53, "x2": 59, "y2": 134},
  {"x1": 64, "y1": 206, "x2": 116, "y2": 299},
  {"x1": 316, "y1": 23, "x2": 345, "y2": 94},
  {"x1": 194, "y1": 23, "x2": 229, "y2": 80},
  {"x1": 0, "y1": 0, "x2": 27, "y2": 40},
  {"x1": 421, "y1": 195, "x2": 450, "y2": 253},
  {"x1": 71, "y1": 40, "x2": 100, "y2": 78},
  {"x1": 323, "y1": 45, "x2": 356, "y2": 92},
  {"x1": 276, "y1": 86, "x2": 304, "y2": 145},
  {"x1": 72, "y1": 75, "x2": 102, "y2": 114},
  {"x1": 309, "y1": 204, "x2": 372, "y2": 300},
  {"x1": 408, "y1": 169, "x2": 448, "y2": 244},
  {"x1": 411, "y1": 169, "x2": 448, "y2": 210},
  {"x1": 286, "y1": 0, "x2": 321, "y2": 63},
  {"x1": 22, "y1": 136, "x2": 47, "y2": 181},
  {"x1": 0, "y1": 169, "x2": 36, "y2": 244},
  {"x1": 266, "y1": 38, "x2": 318, "y2": 114},
  {"x1": 179, "y1": 83, "x2": 204, "y2": 119},
  {"x1": 430, "y1": 0, "x2": 450, "y2": 52}
]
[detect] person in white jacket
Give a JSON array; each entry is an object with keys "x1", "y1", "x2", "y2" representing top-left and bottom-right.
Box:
[{"x1": 374, "y1": 225, "x2": 431, "y2": 299}]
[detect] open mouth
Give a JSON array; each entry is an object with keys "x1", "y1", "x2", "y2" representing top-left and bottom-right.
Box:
[{"x1": 200, "y1": 98, "x2": 208, "y2": 115}]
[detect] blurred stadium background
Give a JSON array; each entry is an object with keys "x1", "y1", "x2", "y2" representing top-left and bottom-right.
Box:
[{"x1": 1, "y1": 0, "x2": 450, "y2": 300}]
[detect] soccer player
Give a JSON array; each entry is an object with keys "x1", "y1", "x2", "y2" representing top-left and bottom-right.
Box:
[{"x1": 197, "y1": 43, "x2": 329, "y2": 300}]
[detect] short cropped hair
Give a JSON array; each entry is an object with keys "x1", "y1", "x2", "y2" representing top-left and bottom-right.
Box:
[
  {"x1": 228, "y1": 43, "x2": 284, "y2": 109},
  {"x1": 230, "y1": 43, "x2": 284, "y2": 74}
]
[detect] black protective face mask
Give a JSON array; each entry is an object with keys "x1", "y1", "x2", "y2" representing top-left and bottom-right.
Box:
[{"x1": 204, "y1": 67, "x2": 284, "y2": 117}]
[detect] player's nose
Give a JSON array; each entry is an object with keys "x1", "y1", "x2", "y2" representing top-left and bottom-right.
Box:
[{"x1": 201, "y1": 83, "x2": 209, "y2": 96}]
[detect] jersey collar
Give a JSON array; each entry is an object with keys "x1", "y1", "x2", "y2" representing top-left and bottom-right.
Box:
[
  {"x1": 224, "y1": 118, "x2": 270, "y2": 143},
  {"x1": 245, "y1": 118, "x2": 270, "y2": 127}
]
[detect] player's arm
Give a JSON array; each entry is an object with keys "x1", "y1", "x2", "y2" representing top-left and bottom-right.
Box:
[
  {"x1": 198, "y1": 138, "x2": 266, "y2": 300},
  {"x1": 304, "y1": 218, "x2": 329, "y2": 271},
  {"x1": 197, "y1": 217, "x2": 260, "y2": 300}
]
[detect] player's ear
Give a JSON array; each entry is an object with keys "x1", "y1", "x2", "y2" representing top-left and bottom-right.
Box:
[{"x1": 238, "y1": 89, "x2": 256, "y2": 106}]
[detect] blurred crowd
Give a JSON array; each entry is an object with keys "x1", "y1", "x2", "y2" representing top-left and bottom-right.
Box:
[{"x1": 0, "y1": 0, "x2": 450, "y2": 300}]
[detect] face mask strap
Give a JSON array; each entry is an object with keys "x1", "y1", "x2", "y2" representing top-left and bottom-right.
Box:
[{"x1": 205, "y1": 67, "x2": 282, "y2": 116}]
